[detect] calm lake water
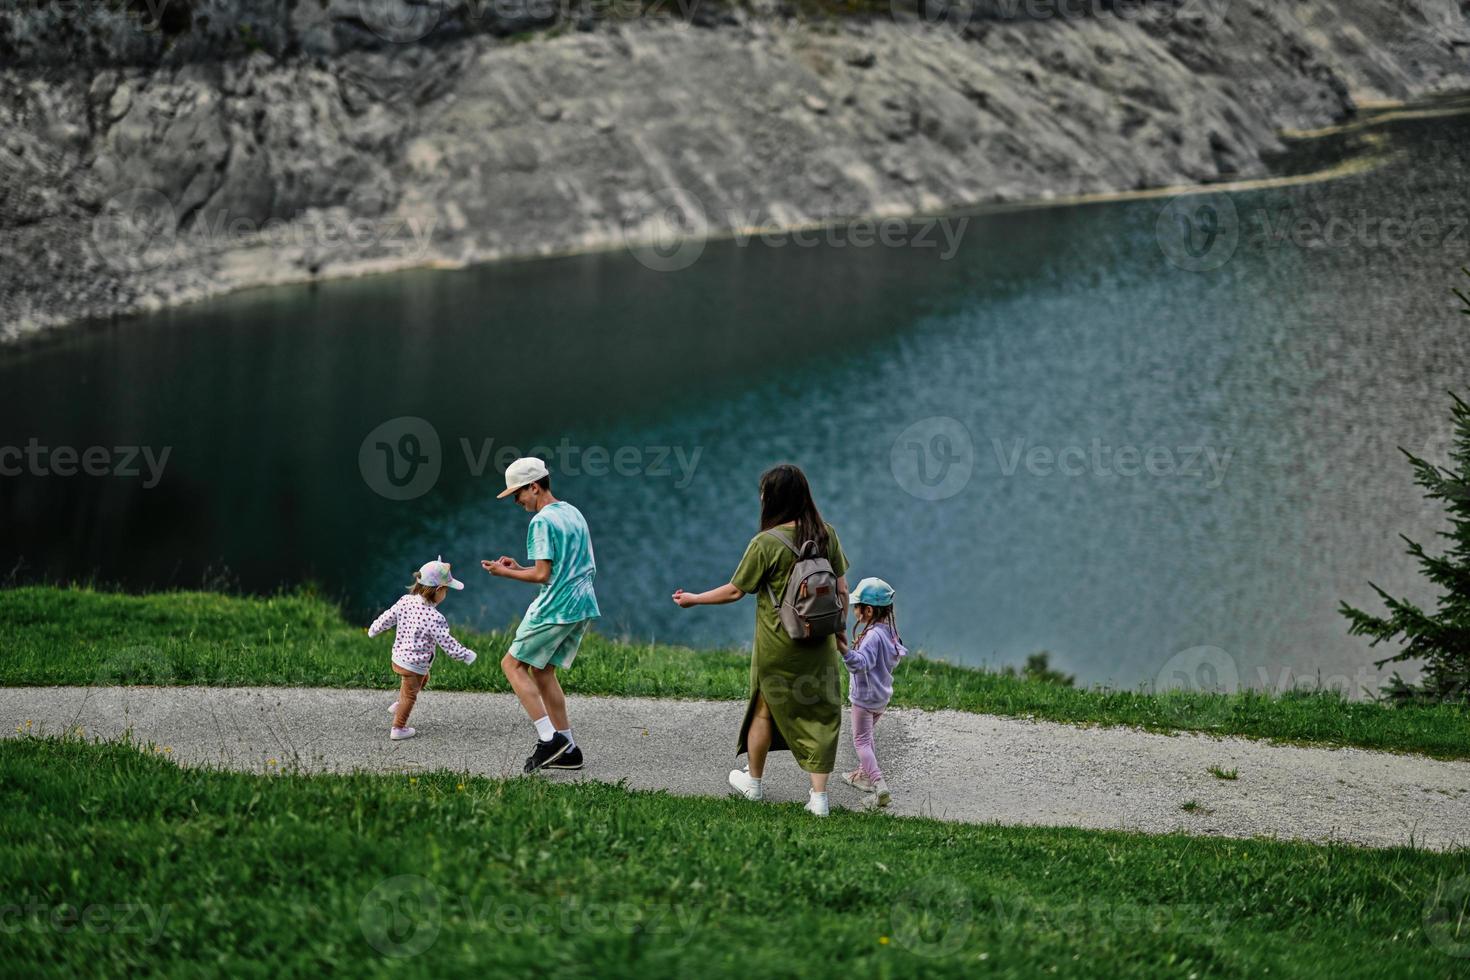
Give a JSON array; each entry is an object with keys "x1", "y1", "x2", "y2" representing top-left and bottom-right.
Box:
[{"x1": 4, "y1": 99, "x2": 1469, "y2": 688}]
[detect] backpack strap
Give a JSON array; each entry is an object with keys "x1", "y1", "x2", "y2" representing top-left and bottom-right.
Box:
[
  {"x1": 759, "y1": 529, "x2": 800, "y2": 607},
  {"x1": 760, "y1": 528, "x2": 801, "y2": 556}
]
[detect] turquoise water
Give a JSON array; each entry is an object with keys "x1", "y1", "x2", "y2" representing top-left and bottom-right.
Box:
[{"x1": 4, "y1": 103, "x2": 1468, "y2": 686}]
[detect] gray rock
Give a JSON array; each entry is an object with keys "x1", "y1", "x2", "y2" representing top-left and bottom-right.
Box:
[{"x1": 2, "y1": 1, "x2": 1470, "y2": 342}]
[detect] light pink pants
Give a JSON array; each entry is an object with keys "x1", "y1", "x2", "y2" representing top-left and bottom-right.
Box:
[{"x1": 851, "y1": 705, "x2": 885, "y2": 781}]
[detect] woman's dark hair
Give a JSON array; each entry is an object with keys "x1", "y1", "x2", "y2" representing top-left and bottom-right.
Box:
[{"x1": 759, "y1": 464, "x2": 829, "y2": 556}]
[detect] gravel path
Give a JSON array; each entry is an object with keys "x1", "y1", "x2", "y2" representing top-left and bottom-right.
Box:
[{"x1": 7, "y1": 686, "x2": 1469, "y2": 851}]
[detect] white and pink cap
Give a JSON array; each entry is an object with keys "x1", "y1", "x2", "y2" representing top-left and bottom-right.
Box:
[{"x1": 415, "y1": 556, "x2": 464, "y2": 590}]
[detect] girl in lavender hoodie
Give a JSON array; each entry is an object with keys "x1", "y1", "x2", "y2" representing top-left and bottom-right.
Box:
[{"x1": 840, "y1": 577, "x2": 907, "y2": 807}]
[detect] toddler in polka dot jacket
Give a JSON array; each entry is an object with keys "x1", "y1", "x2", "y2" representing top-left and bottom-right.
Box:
[{"x1": 368, "y1": 557, "x2": 478, "y2": 740}]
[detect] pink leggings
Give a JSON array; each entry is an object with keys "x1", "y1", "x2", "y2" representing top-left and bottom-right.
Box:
[{"x1": 851, "y1": 705, "x2": 885, "y2": 781}]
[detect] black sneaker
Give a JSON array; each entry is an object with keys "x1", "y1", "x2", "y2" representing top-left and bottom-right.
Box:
[
  {"x1": 523, "y1": 732, "x2": 571, "y2": 773},
  {"x1": 543, "y1": 745, "x2": 583, "y2": 770}
]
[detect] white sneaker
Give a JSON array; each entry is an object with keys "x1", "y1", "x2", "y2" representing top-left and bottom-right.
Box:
[
  {"x1": 873, "y1": 779, "x2": 891, "y2": 807},
  {"x1": 728, "y1": 768, "x2": 763, "y2": 801},
  {"x1": 390, "y1": 726, "x2": 416, "y2": 740},
  {"x1": 805, "y1": 791, "x2": 830, "y2": 817}
]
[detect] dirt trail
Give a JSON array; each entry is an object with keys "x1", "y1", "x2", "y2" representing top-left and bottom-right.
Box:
[{"x1": 7, "y1": 685, "x2": 1469, "y2": 850}]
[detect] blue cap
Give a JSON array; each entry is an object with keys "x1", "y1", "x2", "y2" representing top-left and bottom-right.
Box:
[{"x1": 849, "y1": 577, "x2": 895, "y2": 607}]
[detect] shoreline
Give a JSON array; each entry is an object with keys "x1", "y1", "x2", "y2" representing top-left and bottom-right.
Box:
[
  {"x1": 0, "y1": 98, "x2": 1420, "y2": 352},
  {"x1": 5, "y1": 3, "x2": 1469, "y2": 345}
]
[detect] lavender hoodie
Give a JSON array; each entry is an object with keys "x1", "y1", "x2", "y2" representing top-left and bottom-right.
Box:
[{"x1": 842, "y1": 622, "x2": 908, "y2": 711}]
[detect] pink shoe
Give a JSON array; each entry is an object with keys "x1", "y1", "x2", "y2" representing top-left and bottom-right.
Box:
[{"x1": 390, "y1": 727, "x2": 416, "y2": 740}]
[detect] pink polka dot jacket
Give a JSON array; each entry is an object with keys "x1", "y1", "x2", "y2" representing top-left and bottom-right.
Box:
[{"x1": 368, "y1": 594, "x2": 478, "y2": 675}]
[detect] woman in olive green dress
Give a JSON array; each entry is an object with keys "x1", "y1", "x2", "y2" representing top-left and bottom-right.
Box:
[{"x1": 672, "y1": 463, "x2": 849, "y2": 816}]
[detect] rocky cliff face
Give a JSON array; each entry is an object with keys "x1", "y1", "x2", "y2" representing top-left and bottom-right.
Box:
[{"x1": 3, "y1": 0, "x2": 1468, "y2": 341}]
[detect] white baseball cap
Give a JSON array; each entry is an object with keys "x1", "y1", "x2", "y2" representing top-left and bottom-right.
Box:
[{"x1": 497, "y1": 456, "x2": 550, "y2": 498}]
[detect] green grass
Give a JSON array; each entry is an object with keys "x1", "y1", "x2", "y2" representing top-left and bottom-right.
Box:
[
  {"x1": 1, "y1": 735, "x2": 1465, "y2": 978},
  {"x1": 1209, "y1": 766, "x2": 1240, "y2": 781},
  {"x1": 3, "y1": 586, "x2": 1469, "y2": 758}
]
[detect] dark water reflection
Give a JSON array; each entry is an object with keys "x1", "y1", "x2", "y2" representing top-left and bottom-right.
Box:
[{"x1": 4, "y1": 101, "x2": 1468, "y2": 686}]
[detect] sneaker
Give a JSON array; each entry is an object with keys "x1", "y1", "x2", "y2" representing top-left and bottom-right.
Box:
[
  {"x1": 841, "y1": 769, "x2": 876, "y2": 793},
  {"x1": 390, "y1": 726, "x2": 416, "y2": 741},
  {"x1": 523, "y1": 732, "x2": 571, "y2": 773},
  {"x1": 873, "y1": 778, "x2": 891, "y2": 807},
  {"x1": 805, "y1": 791, "x2": 830, "y2": 817},
  {"x1": 544, "y1": 745, "x2": 584, "y2": 770},
  {"x1": 727, "y1": 768, "x2": 764, "y2": 801}
]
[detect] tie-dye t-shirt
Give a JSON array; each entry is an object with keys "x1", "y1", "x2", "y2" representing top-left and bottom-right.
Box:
[{"x1": 522, "y1": 501, "x2": 600, "y2": 627}]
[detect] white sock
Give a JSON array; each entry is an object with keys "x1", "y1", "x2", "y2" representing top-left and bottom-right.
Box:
[
  {"x1": 533, "y1": 716, "x2": 555, "y2": 741},
  {"x1": 557, "y1": 728, "x2": 575, "y2": 748},
  {"x1": 810, "y1": 790, "x2": 828, "y2": 801}
]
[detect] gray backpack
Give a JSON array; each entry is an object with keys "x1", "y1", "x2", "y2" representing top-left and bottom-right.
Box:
[{"x1": 762, "y1": 529, "x2": 844, "y2": 641}]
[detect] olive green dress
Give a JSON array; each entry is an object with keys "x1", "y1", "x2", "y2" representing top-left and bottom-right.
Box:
[{"x1": 730, "y1": 522, "x2": 848, "y2": 773}]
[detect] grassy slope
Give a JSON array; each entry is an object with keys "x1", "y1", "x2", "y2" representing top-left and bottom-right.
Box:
[
  {"x1": 2, "y1": 586, "x2": 1468, "y2": 758},
  {"x1": 2, "y1": 735, "x2": 1465, "y2": 978}
]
